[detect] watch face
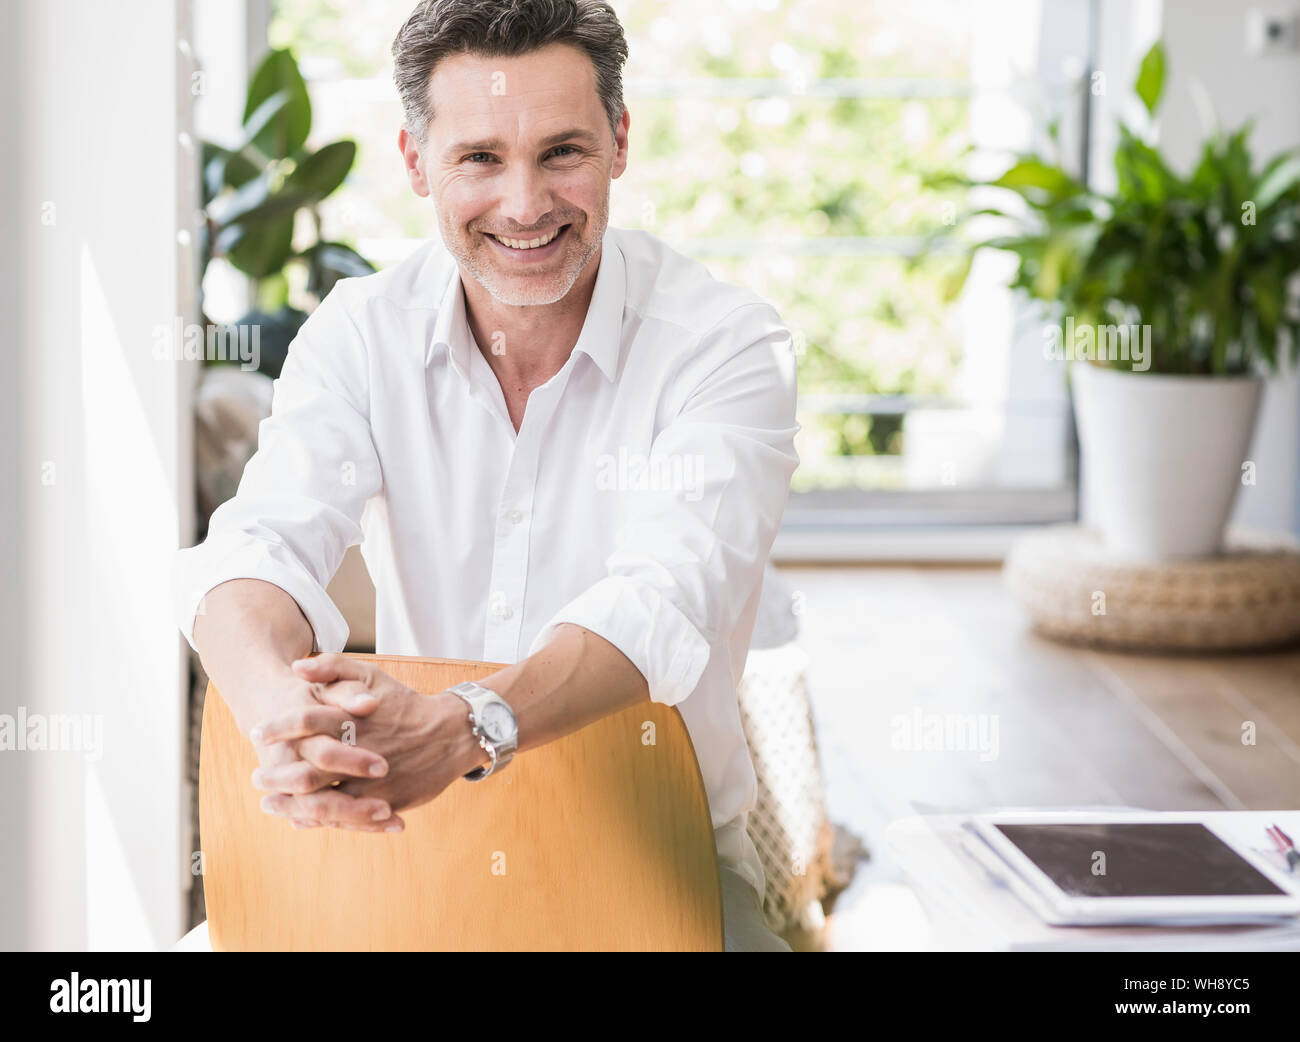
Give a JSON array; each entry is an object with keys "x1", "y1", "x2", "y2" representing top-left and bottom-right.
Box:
[{"x1": 479, "y1": 701, "x2": 517, "y2": 743}]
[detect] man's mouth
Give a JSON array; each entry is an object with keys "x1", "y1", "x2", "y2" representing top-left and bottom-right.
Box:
[{"x1": 483, "y1": 223, "x2": 572, "y2": 255}]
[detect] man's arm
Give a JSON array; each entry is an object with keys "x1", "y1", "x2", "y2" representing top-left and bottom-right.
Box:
[
  {"x1": 481, "y1": 622, "x2": 650, "y2": 752},
  {"x1": 176, "y1": 285, "x2": 400, "y2": 830},
  {"x1": 192, "y1": 578, "x2": 314, "y2": 737},
  {"x1": 255, "y1": 622, "x2": 646, "y2": 820}
]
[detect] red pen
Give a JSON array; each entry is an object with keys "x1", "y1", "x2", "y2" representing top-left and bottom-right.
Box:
[{"x1": 1266, "y1": 824, "x2": 1299, "y2": 873}]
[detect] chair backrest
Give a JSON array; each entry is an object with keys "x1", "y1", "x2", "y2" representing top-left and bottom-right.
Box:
[{"x1": 199, "y1": 653, "x2": 723, "y2": 950}]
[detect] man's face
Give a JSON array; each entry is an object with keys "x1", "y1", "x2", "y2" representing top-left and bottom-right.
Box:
[{"x1": 401, "y1": 42, "x2": 629, "y2": 307}]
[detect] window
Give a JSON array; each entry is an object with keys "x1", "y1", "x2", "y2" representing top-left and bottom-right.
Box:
[{"x1": 268, "y1": 0, "x2": 1095, "y2": 531}]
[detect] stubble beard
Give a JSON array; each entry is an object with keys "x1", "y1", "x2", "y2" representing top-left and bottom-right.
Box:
[{"x1": 441, "y1": 190, "x2": 609, "y2": 308}]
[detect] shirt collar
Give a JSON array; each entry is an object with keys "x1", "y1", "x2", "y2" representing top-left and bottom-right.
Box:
[{"x1": 425, "y1": 225, "x2": 626, "y2": 384}]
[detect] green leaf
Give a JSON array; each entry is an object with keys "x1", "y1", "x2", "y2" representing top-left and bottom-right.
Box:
[
  {"x1": 257, "y1": 271, "x2": 290, "y2": 312},
  {"x1": 211, "y1": 172, "x2": 311, "y2": 230},
  {"x1": 223, "y1": 149, "x2": 262, "y2": 190},
  {"x1": 238, "y1": 89, "x2": 295, "y2": 158},
  {"x1": 303, "y1": 241, "x2": 376, "y2": 298},
  {"x1": 243, "y1": 49, "x2": 311, "y2": 160},
  {"x1": 1135, "y1": 41, "x2": 1166, "y2": 117},
  {"x1": 284, "y1": 140, "x2": 357, "y2": 202},
  {"x1": 200, "y1": 141, "x2": 227, "y2": 206},
  {"x1": 1114, "y1": 123, "x2": 1176, "y2": 202},
  {"x1": 225, "y1": 213, "x2": 296, "y2": 279},
  {"x1": 992, "y1": 158, "x2": 1079, "y2": 198},
  {"x1": 1220, "y1": 124, "x2": 1255, "y2": 206},
  {"x1": 201, "y1": 142, "x2": 262, "y2": 204},
  {"x1": 939, "y1": 251, "x2": 974, "y2": 303},
  {"x1": 1254, "y1": 153, "x2": 1300, "y2": 211},
  {"x1": 919, "y1": 171, "x2": 977, "y2": 191}
]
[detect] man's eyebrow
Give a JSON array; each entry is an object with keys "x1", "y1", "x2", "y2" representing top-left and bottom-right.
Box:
[{"x1": 443, "y1": 127, "x2": 600, "y2": 156}]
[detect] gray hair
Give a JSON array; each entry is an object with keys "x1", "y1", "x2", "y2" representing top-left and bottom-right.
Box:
[{"x1": 392, "y1": 0, "x2": 630, "y2": 146}]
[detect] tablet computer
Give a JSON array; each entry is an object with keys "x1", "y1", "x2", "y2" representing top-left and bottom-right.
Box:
[{"x1": 965, "y1": 811, "x2": 1300, "y2": 925}]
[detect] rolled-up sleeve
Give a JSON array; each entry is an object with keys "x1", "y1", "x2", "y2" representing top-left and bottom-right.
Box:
[
  {"x1": 173, "y1": 285, "x2": 383, "y2": 655},
  {"x1": 527, "y1": 301, "x2": 800, "y2": 705}
]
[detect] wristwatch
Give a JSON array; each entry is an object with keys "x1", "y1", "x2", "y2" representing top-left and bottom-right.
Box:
[{"x1": 445, "y1": 681, "x2": 518, "y2": 781}]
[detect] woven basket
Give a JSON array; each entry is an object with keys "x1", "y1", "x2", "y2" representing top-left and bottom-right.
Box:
[
  {"x1": 738, "y1": 644, "x2": 837, "y2": 933},
  {"x1": 1005, "y1": 525, "x2": 1300, "y2": 652}
]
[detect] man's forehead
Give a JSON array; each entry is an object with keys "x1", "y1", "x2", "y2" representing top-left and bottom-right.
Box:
[
  {"x1": 429, "y1": 42, "x2": 595, "y2": 97},
  {"x1": 428, "y1": 48, "x2": 603, "y2": 150}
]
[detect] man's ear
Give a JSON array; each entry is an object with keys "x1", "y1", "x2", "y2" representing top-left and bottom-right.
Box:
[
  {"x1": 398, "y1": 127, "x2": 431, "y2": 198},
  {"x1": 611, "y1": 107, "x2": 630, "y2": 180}
]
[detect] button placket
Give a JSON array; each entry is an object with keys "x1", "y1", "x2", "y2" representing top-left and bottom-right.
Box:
[{"x1": 481, "y1": 361, "x2": 579, "y2": 662}]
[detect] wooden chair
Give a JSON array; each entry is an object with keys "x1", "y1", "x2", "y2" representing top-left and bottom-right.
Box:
[{"x1": 199, "y1": 654, "x2": 724, "y2": 951}]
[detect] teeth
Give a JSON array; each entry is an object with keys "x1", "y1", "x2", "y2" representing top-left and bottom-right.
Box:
[{"x1": 491, "y1": 227, "x2": 561, "y2": 250}]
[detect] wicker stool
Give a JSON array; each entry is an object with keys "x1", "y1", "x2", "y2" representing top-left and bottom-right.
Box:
[
  {"x1": 738, "y1": 643, "x2": 838, "y2": 934},
  {"x1": 1004, "y1": 525, "x2": 1300, "y2": 652}
]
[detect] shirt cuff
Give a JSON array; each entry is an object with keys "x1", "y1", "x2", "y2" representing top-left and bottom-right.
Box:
[
  {"x1": 173, "y1": 535, "x2": 349, "y2": 656},
  {"x1": 527, "y1": 575, "x2": 711, "y2": 706}
]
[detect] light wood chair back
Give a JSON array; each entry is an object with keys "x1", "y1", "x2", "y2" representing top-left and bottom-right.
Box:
[{"x1": 199, "y1": 654, "x2": 724, "y2": 950}]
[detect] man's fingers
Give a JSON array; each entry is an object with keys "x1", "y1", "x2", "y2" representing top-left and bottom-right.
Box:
[
  {"x1": 293, "y1": 656, "x2": 385, "y2": 714},
  {"x1": 293, "y1": 815, "x2": 401, "y2": 834},
  {"x1": 250, "y1": 704, "x2": 353, "y2": 745},
  {"x1": 251, "y1": 704, "x2": 390, "y2": 776},
  {"x1": 260, "y1": 791, "x2": 403, "y2": 830},
  {"x1": 314, "y1": 681, "x2": 381, "y2": 715},
  {"x1": 251, "y1": 758, "x2": 338, "y2": 795},
  {"x1": 293, "y1": 653, "x2": 369, "y2": 686},
  {"x1": 251, "y1": 740, "x2": 387, "y2": 793},
  {"x1": 296, "y1": 734, "x2": 389, "y2": 779},
  {"x1": 254, "y1": 736, "x2": 300, "y2": 771}
]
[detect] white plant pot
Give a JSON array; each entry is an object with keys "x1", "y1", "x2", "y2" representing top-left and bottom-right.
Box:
[{"x1": 1071, "y1": 362, "x2": 1262, "y2": 561}]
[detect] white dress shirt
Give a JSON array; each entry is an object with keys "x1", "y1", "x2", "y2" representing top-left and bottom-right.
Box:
[{"x1": 174, "y1": 224, "x2": 800, "y2": 901}]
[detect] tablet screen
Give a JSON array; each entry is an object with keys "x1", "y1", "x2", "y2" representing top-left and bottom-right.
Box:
[{"x1": 994, "y1": 822, "x2": 1287, "y2": 898}]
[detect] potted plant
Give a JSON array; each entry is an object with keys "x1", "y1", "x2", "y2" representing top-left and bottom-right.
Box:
[
  {"x1": 200, "y1": 47, "x2": 375, "y2": 380},
  {"x1": 195, "y1": 47, "x2": 375, "y2": 525},
  {"x1": 935, "y1": 41, "x2": 1300, "y2": 559}
]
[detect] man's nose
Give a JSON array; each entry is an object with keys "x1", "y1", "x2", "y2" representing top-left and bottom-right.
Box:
[{"x1": 497, "y1": 162, "x2": 552, "y2": 230}]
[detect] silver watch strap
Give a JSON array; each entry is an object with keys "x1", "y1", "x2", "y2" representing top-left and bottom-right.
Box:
[{"x1": 447, "y1": 681, "x2": 517, "y2": 781}]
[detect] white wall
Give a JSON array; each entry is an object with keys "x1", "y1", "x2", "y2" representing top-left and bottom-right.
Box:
[
  {"x1": 2, "y1": 0, "x2": 194, "y2": 950},
  {"x1": 0, "y1": 0, "x2": 25, "y2": 956}
]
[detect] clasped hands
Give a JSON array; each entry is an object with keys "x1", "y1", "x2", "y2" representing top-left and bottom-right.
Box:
[{"x1": 247, "y1": 654, "x2": 481, "y2": 833}]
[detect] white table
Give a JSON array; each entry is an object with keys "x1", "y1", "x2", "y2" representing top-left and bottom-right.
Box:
[{"x1": 886, "y1": 810, "x2": 1300, "y2": 951}]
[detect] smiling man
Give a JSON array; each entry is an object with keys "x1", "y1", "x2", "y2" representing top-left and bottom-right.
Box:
[{"x1": 176, "y1": 0, "x2": 798, "y2": 952}]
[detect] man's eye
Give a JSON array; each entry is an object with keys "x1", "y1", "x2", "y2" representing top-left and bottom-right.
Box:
[{"x1": 464, "y1": 147, "x2": 577, "y2": 164}]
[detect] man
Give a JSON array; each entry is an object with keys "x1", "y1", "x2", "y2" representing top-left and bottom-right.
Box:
[{"x1": 176, "y1": 0, "x2": 798, "y2": 952}]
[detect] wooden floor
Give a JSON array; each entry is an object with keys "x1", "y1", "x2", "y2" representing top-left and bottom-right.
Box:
[{"x1": 777, "y1": 563, "x2": 1300, "y2": 950}]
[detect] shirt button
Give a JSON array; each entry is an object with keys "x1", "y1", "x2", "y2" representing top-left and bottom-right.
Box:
[
  {"x1": 491, "y1": 596, "x2": 513, "y2": 620},
  {"x1": 507, "y1": 508, "x2": 523, "y2": 525}
]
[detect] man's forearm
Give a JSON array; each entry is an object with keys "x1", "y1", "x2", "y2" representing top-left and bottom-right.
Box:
[
  {"x1": 242, "y1": 620, "x2": 652, "y2": 821},
  {"x1": 479, "y1": 623, "x2": 650, "y2": 755},
  {"x1": 191, "y1": 578, "x2": 316, "y2": 735}
]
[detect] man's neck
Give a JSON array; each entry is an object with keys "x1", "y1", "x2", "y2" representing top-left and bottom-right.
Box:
[{"x1": 462, "y1": 245, "x2": 602, "y2": 401}]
